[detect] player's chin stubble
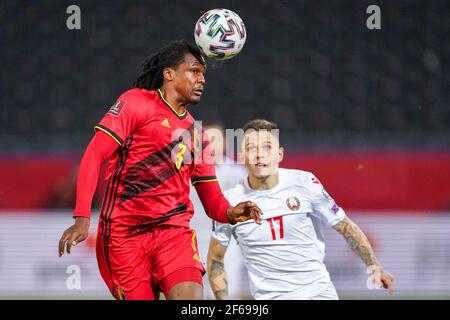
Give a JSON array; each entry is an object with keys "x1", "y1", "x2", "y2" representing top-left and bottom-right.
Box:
[{"x1": 189, "y1": 95, "x2": 202, "y2": 104}]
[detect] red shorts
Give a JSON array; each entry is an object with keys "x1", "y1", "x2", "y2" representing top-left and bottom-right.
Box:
[{"x1": 96, "y1": 226, "x2": 205, "y2": 300}]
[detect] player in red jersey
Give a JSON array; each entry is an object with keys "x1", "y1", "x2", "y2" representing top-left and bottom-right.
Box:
[{"x1": 58, "y1": 40, "x2": 262, "y2": 300}]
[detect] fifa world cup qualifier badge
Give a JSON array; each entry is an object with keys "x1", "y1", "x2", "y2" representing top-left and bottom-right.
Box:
[
  {"x1": 322, "y1": 188, "x2": 340, "y2": 214},
  {"x1": 286, "y1": 196, "x2": 301, "y2": 211},
  {"x1": 108, "y1": 99, "x2": 126, "y2": 117}
]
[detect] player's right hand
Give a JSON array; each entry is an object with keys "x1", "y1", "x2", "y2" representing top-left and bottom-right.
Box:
[
  {"x1": 227, "y1": 201, "x2": 263, "y2": 225},
  {"x1": 58, "y1": 217, "x2": 90, "y2": 257}
]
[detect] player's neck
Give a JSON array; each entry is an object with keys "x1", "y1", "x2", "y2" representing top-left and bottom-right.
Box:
[
  {"x1": 248, "y1": 173, "x2": 279, "y2": 190},
  {"x1": 159, "y1": 87, "x2": 188, "y2": 115}
]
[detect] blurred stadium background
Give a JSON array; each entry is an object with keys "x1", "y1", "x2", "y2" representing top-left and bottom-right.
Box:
[{"x1": 1, "y1": 0, "x2": 450, "y2": 299}]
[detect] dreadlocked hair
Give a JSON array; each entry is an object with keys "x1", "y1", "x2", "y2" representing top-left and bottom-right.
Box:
[{"x1": 134, "y1": 39, "x2": 206, "y2": 90}]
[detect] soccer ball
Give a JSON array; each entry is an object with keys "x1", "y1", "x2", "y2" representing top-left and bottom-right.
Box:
[{"x1": 194, "y1": 8, "x2": 247, "y2": 60}]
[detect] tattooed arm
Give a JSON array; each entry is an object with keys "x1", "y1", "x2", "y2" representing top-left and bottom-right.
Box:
[
  {"x1": 333, "y1": 216, "x2": 394, "y2": 294},
  {"x1": 207, "y1": 237, "x2": 229, "y2": 300},
  {"x1": 333, "y1": 216, "x2": 380, "y2": 266}
]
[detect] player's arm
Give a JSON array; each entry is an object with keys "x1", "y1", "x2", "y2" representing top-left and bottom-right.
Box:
[
  {"x1": 194, "y1": 181, "x2": 262, "y2": 224},
  {"x1": 308, "y1": 172, "x2": 393, "y2": 294},
  {"x1": 207, "y1": 237, "x2": 229, "y2": 300},
  {"x1": 333, "y1": 216, "x2": 394, "y2": 294},
  {"x1": 58, "y1": 131, "x2": 119, "y2": 257},
  {"x1": 59, "y1": 91, "x2": 147, "y2": 256}
]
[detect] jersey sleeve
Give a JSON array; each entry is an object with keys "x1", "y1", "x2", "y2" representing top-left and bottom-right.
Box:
[
  {"x1": 210, "y1": 189, "x2": 234, "y2": 245},
  {"x1": 94, "y1": 90, "x2": 148, "y2": 146},
  {"x1": 307, "y1": 173, "x2": 346, "y2": 227},
  {"x1": 191, "y1": 129, "x2": 218, "y2": 185},
  {"x1": 211, "y1": 220, "x2": 233, "y2": 247},
  {"x1": 73, "y1": 130, "x2": 120, "y2": 218}
]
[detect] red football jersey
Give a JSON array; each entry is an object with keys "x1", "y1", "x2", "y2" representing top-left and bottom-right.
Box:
[{"x1": 94, "y1": 88, "x2": 217, "y2": 237}]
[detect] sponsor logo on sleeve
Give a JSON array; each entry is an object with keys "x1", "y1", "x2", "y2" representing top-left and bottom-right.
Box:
[
  {"x1": 331, "y1": 202, "x2": 340, "y2": 214},
  {"x1": 107, "y1": 99, "x2": 126, "y2": 116}
]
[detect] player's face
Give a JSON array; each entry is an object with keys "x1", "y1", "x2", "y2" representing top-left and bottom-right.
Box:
[
  {"x1": 241, "y1": 131, "x2": 284, "y2": 179},
  {"x1": 173, "y1": 53, "x2": 206, "y2": 104}
]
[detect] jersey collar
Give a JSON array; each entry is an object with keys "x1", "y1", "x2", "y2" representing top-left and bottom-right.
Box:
[
  {"x1": 157, "y1": 89, "x2": 187, "y2": 119},
  {"x1": 244, "y1": 174, "x2": 282, "y2": 195}
]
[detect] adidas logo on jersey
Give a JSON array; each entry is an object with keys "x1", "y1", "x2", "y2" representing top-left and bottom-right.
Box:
[{"x1": 161, "y1": 118, "x2": 171, "y2": 128}]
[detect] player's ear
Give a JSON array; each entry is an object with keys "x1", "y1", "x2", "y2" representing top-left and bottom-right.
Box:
[
  {"x1": 163, "y1": 67, "x2": 175, "y2": 82},
  {"x1": 278, "y1": 147, "x2": 284, "y2": 163}
]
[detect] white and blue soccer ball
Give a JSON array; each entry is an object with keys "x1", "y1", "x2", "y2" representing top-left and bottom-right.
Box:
[{"x1": 194, "y1": 8, "x2": 247, "y2": 60}]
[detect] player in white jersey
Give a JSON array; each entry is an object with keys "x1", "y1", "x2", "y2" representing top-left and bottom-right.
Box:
[{"x1": 207, "y1": 119, "x2": 394, "y2": 300}]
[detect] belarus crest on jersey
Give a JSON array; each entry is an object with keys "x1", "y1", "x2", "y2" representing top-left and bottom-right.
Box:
[{"x1": 286, "y1": 196, "x2": 301, "y2": 211}]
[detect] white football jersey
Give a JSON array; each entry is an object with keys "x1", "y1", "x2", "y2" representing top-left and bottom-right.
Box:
[{"x1": 212, "y1": 168, "x2": 345, "y2": 300}]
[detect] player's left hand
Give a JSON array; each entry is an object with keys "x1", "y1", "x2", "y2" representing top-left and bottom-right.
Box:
[
  {"x1": 379, "y1": 271, "x2": 394, "y2": 295},
  {"x1": 227, "y1": 201, "x2": 263, "y2": 225}
]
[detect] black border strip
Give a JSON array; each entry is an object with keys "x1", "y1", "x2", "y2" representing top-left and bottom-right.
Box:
[
  {"x1": 94, "y1": 124, "x2": 124, "y2": 146},
  {"x1": 191, "y1": 175, "x2": 218, "y2": 185}
]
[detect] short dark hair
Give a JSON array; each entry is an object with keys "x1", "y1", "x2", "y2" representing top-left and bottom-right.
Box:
[
  {"x1": 204, "y1": 121, "x2": 225, "y2": 130},
  {"x1": 134, "y1": 39, "x2": 205, "y2": 90},
  {"x1": 242, "y1": 119, "x2": 279, "y2": 133}
]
